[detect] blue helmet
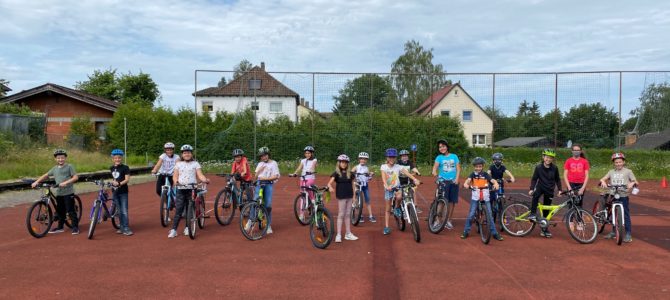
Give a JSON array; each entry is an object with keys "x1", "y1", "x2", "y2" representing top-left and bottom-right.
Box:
[
  {"x1": 385, "y1": 148, "x2": 398, "y2": 157},
  {"x1": 111, "y1": 149, "x2": 124, "y2": 156}
]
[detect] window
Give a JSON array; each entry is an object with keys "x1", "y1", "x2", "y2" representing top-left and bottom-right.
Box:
[
  {"x1": 472, "y1": 134, "x2": 486, "y2": 146},
  {"x1": 248, "y1": 79, "x2": 261, "y2": 90},
  {"x1": 202, "y1": 101, "x2": 213, "y2": 112},
  {"x1": 454, "y1": 90, "x2": 459, "y2": 97},
  {"x1": 440, "y1": 110, "x2": 450, "y2": 117},
  {"x1": 95, "y1": 122, "x2": 107, "y2": 140},
  {"x1": 462, "y1": 110, "x2": 472, "y2": 121},
  {"x1": 269, "y1": 102, "x2": 282, "y2": 113}
]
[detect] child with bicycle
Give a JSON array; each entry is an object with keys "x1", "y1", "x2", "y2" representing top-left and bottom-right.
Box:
[
  {"x1": 598, "y1": 152, "x2": 639, "y2": 243},
  {"x1": 254, "y1": 146, "x2": 280, "y2": 235},
  {"x1": 351, "y1": 152, "x2": 375, "y2": 223},
  {"x1": 289, "y1": 146, "x2": 318, "y2": 222},
  {"x1": 563, "y1": 144, "x2": 589, "y2": 207},
  {"x1": 32, "y1": 149, "x2": 80, "y2": 235},
  {"x1": 168, "y1": 145, "x2": 210, "y2": 238},
  {"x1": 488, "y1": 152, "x2": 515, "y2": 219},
  {"x1": 381, "y1": 148, "x2": 421, "y2": 235},
  {"x1": 398, "y1": 149, "x2": 421, "y2": 185},
  {"x1": 431, "y1": 139, "x2": 460, "y2": 230},
  {"x1": 231, "y1": 149, "x2": 253, "y2": 204},
  {"x1": 461, "y1": 157, "x2": 503, "y2": 241},
  {"x1": 110, "y1": 149, "x2": 132, "y2": 236},
  {"x1": 528, "y1": 149, "x2": 563, "y2": 238},
  {"x1": 327, "y1": 154, "x2": 358, "y2": 243},
  {"x1": 151, "y1": 142, "x2": 180, "y2": 197}
]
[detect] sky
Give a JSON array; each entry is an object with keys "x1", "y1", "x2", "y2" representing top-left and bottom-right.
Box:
[{"x1": 1, "y1": 0, "x2": 670, "y2": 118}]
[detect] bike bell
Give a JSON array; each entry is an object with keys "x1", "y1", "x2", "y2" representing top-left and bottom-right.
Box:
[{"x1": 632, "y1": 187, "x2": 640, "y2": 195}]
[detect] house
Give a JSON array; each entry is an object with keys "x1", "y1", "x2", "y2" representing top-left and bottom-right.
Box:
[
  {"x1": 297, "y1": 98, "x2": 323, "y2": 121},
  {"x1": 494, "y1": 137, "x2": 549, "y2": 148},
  {"x1": 624, "y1": 129, "x2": 670, "y2": 150},
  {"x1": 413, "y1": 83, "x2": 493, "y2": 147},
  {"x1": 195, "y1": 62, "x2": 300, "y2": 122},
  {"x1": 0, "y1": 83, "x2": 118, "y2": 143}
]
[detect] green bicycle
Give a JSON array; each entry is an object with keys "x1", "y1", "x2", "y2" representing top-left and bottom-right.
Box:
[
  {"x1": 240, "y1": 181, "x2": 269, "y2": 241},
  {"x1": 501, "y1": 189, "x2": 597, "y2": 244},
  {"x1": 306, "y1": 184, "x2": 334, "y2": 249}
]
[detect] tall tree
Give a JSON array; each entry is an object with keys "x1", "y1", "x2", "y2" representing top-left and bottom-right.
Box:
[
  {"x1": 75, "y1": 69, "x2": 161, "y2": 105},
  {"x1": 217, "y1": 76, "x2": 227, "y2": 87},
  {"x1": 633, "y1": 83, "x2": 670, "y2": 134},
  {"x1": 560, "y1": 103, "x2": 619, "y2": 147},
  {"x1": 333, "y1": 74, "x2": 398, "y2": 115},
  {"x1": 0, "y1": 79, "x2": 9, "y2": 97},
  {"x1": 390, "y1": 40, "x2": 447, "y2": 112},
  {"x1": 233, "y1": 59, "x2": 254, "y2": 79},
  {"x1": 75, "y1": 68, "x2": 120, "y2": 102}
]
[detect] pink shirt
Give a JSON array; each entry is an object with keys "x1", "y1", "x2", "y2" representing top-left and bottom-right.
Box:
[{"x1": 564, "y1": 157, "x2": 590, "y2": 184}]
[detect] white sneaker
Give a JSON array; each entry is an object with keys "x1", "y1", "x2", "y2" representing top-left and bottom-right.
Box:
[
  {"x1": 335, "y1": 234, "x2": 342, "y2": 243},
  {"x1": 183, "y1": 227, "x2": 189, "y2": 236},
  {"x1": 168, "y1": 229, "x2": 177, "y2": 238},
  {"x1": 244, "y1": 220, "x2": 252, "y2": 231},
  {"x1": 299, "y1": 214, "x2": 305, "y2": 222},
  {"x1": 345, "y1": 233, "x2": 359, "y2": 241},
  {"x1": 266, "y1": 226, "x2": 273, "y2": 234},
  {"x1": 445, "y1": 220, "x2": 454, "y2": 230}
]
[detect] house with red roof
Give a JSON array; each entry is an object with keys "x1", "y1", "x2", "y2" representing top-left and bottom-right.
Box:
[{"x1": 413, "y1": 83, "x2": 493, "y2": 147}]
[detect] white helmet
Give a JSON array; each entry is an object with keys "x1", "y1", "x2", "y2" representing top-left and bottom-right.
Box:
[
  {"x1": 337, "y1": 154, "x2": 350, "y2": 162},
  {"x1": 358, "y1": 152, "x2": 369, "y2": 159},
  {"x1": 164, "y1": 142, "x2": 175, "y2": 149},
  {"x1": 180, "y1": 144, "x2": 194, "y2": 152}
]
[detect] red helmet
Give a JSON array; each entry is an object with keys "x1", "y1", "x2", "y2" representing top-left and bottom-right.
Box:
[{"x1": 611, "y1": 152, "x2": 625, "y2": 161}]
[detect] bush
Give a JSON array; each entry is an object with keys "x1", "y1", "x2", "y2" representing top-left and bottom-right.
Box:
[
  {"x1": 69, "y1": 116, "x2": 98, "y2": 150},
  {"x1": 0, "y1": 103, "x2": 36, "y2": 116}
]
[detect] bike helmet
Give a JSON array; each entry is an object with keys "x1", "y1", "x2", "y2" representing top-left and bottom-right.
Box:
[
  {"x1": 358, "y1": 152, "x2": 369, "y2": 159},
  {"x1": 180, "y1": 144, "x2": 194, "y2": 152},
  {"x1": 111, "y1": 149, "x2": 124, "y2": 156},
  {"x1": 611, "y1": 152, "x2": 625, "y2": 161},
  {"x1": 232, "y1": 149, "x2": 244, "y2": 157},
  {"x1": 542, "y1": 148, "x2": 556, "y2": 158},
  {"x1": 53, "y1": 149, "x2": 67, "y2": 157},
  {"x1": 337, "y1": 154, "x2": 350, "y2": 162},
  {"x1": 399, "y1": 149, "x2": 410, "y2": 156},
  {"x1": 164, "y1": 142, "x2": 175, "y2": 149},
  {"x1": 385, "y1": 148, "x2": 398, "y2": 157},
  {"x1": 258, "y1": 146, "x2": 270, "y2": 156},
  {"x1": 437, "y1": 139, "x2": 449, "y2": 148},
  {"x1": 492, "y1": 153, "x2": 503, "y2": 166},
  {"x1": 472, "y1": 157, "x2": 486, "y2": 166},
  {"x1": 304, "y1": 146, "x2": 315, "y2": 152}
]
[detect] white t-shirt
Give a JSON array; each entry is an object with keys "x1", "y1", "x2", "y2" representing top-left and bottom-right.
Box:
[
  {"x1": 300, "y1": 158, "x2": 317, "y2": 179},
  {"x1": 354, "y1": 164, "x2": 370, "y2": 187},
  {"x1": 380, "y1": 163, "x2": 402, "y2": 188},
  {"x1": 256, "y1": 160, "x2": 280, "y2": 183},
  {"x1": 159, "y1": 153, "x2": 180, "y2": 175},
  {"x1": 175, "y1": 160, "x2": 201, "y2": 186}
]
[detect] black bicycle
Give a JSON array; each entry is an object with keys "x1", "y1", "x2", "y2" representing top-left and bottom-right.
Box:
[
  {"x1": 351, "y1": 172, "x2": 371, "y2": 226},
  {"x1": 25, "y1": 180, "x2": 82, "y2": 238},
  {"x1": 469, "y1": 187, "x2": 494, "y2": 244},
  {"x1": 427, "y1": 179, "x2": 450, "y2": 234},
  {"x1": 214, "y1": 173, "x2": 251, "y2": 226},
  {"x1": 491, "y1": 179, "x2": 512, "y2": 231},
  {"x1": 240, "y1": 181, "x2": 270, "y2": 241}
]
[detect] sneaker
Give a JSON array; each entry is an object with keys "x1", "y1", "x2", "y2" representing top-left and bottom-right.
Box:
[
  {"x1": 299, "y1": 213, "x2": 305, "y2": 223},
  {"x1": 335, "y1": 234, "x2": 342, "y2": 243},
  {"x1": 123, "y1": 229, "x2": 134, "y2": 236},
  {"x1": 168, "y1": 229, "x2": 177, "y2": 238},
  {"x1": 604, "y1": 232, "x2": 616, "y2": 239},
  {"x1": 624, "y1": 234, "x2": 632, "y2": 243},
  {"x1": 266, "y1": 226, "x2": 273, "y2": 234},
  {"x1": 244, "y1": 220, "x2": 252, "y2": 231},
  {"x1": 383, "y1": 227, "x2": 391, "y2": 235},
  {"x1": 540, "y1": 230, "x2": 546, "y2": 237},
  {"x1": 369, "y1": 216, "x2": 377, "y2": 223},
  {"x1": 460, "y1": 232, "x2": 469, "y2": 239},
  {"x1": 493, "y1": 234, "x2": 504, "y2": 241},
  {"x1": 345, "y1": 233, "x2": 359, "y2": 241},
  {"x1": 183, "y1": 227, "x2": 189, "y2": 236},
  {"x1": 528, "y1": 213, "x2": 537, "y2": 222},
  {"x1": 544, "y1": 230, "x2": 552, "y2": 238},
  {"x1": 116, "y1": 229, "x2": 123, "y2": 234},
  {"x1": 445, "y1": 220, "x2": 454, "y2": 230},
  {"x1": 432, "y1": 220, "x2": 441, "y2": 229},
  {"x1": 49, "y1": 227, "x2": 65, "y2": 234},
  {"x1": 358, "y1": 217, "x2": 365, "y2": 223},
  {"x1": 415, "y1": 207, "x2": 423, "y2": 214},
  {"x1": 394, "y1": 208, "x2": 402, "y2": 217},
  {"x1": 71, "y1": 227, "x2": 80, "y2": 235}
]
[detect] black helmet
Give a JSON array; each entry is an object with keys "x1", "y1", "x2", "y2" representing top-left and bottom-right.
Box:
[
  {"x1": 472, "y1": 157, "x2": 486, "y2": 166},
  {"x1": 399, "y1": 149, "x2": 410, "y2": 156},
  {"x1": 258, "y1": 146, "x2": 270, "y2": 156},
  {"x1": 437, "y1": 139, "x2": 449, "y2": 148},
  {"x1": 232, "y1": 149, "x2": 244, "y2": 157}
]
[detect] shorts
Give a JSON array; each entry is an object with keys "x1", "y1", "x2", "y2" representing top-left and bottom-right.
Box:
[
  {"x1": 440, "y1": 181, "x2": 459, "y2": 204},
  {"x1": 384, "y1": 189, "x2": 397, "y2": 201}
]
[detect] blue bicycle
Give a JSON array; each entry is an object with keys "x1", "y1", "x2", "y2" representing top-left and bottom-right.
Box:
[
  {"x1": 214, "y1": 173, "x2": 252, "y2": 226},
  {"x1": 156, "y1": 173, "x2": 177, "y2": 227},
  {"x1": 87, "y1": 180, "x2": 120, "y2": 239}
]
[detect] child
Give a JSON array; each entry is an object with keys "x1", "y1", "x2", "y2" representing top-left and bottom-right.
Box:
[
  {"x1": 110, "y1": 149, "x2": 132, "y2": 236},
  {"x1": 398, "y1": 149, "x2": 421, "y2": 185},
  {"x1": 563, "y1": 144, "x2": 589, "y2": 207},
  {"x1": 231, "y1": 149, "x2": 253, "y2": 204},
  {"x1": 528, "y1": 149, "x2": 563, "y2": 238},
  {"x1": 599, "y1": 152, "x2": 639, "y2": 243},
  {"x1": 381, "y1": 148, "x2": 421, "y2": 235},
  {"x1": 327, "y1": 154, "x2": 358, "y2": 243},
  {"x1": 168, "y1": 144, "x2": 210, "y2": 238},
  {"x1": 151, "y1": 142, "x2": 180, "y2": 197},
  {"x1": 290, "y1": 146, "x2": 317, "y2": 222},
  {"x1": 431, "y1": 139, "x2": 461, "y2": 230},
  {"x1": 253, "y1": 146, "x2": 280, "y2": 234},
  {"x1": 487, "y1": 152, "x2": 515, "y2": 219},
  {"x1": 461, "y1": 157, "x2": 503, "y2": 241},
  {"x1": 351, "y1": 152, "x2": 375, "y2": 223},
  {"x1": 32, "y1": 149, "x2": 80, "y2": 234}
]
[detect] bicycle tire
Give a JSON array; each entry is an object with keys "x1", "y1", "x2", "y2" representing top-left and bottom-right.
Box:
[
  {"x1": 501, "y1": 203, "x2": 535, "y2": 237},
  {"x1": 214, "y1": 188, "x2": 235, "y2": 226},
  {"x1": 293, "y1": 194, "x2": 310, "y2": 226},
  {"x1": 408, "y1": 205, "x2": 421, "y2": 243},
  {"x1": 197, "y1": 196, "x2": 206, "y2": 229},
  {"x1": 479, "y1": 205, "x2": 491, "y2": 244},
  {"x1": 110, "y1": 204, "x2": 121, "y2": 230},
  {"x1": 591, "y1": 199, "x2": 608, "y2": 234},
  {"x1": 310, "y1": 207, "x2": 334, "y2": 249},
  {"x1": 351, "y1": 191, "x2": 363, "y2": 226},
  {"x1": 565, "y1": 208, "x2": 597, "y2": 244},
  {"x1": 26, "y1": 201, "x2": 53, "y2": 238},
  {"x1": 160, "y1": 189, "x2": 169, "y2": 227},
  {"x1": 394, "y1": 208, "x2": 406, "y2": 231},
  {"x1": 428, "y1": 198, "x2": 448, "y2": 234},
  {"x1": 88, "y1": 201, "x2": 101, "y2": 239},
  {"x1": 187, "y1": 200, "x2": 197, "y2": 240},
  {"x1": 615, "y1": 205, "x2": 624, "y2": 246},
  {"x1": 239, "y1": 202, "x2": 268, "y2": 241}
]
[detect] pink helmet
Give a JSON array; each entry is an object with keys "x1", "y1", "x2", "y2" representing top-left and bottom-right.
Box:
[
  {"x1": 337, "y1": 154, "x2": 350, "y2": 162},
  {"x1": 611, "y1": 152, "x2": 625, "y2": 161}
]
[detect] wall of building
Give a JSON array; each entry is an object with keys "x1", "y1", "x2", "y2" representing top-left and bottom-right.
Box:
[
  {"x1": 428, "y1": 86, "x2": 493, "y2": 147},
  {"x1": 197, "y1": 96, "x2": 298, "y2": 122}
]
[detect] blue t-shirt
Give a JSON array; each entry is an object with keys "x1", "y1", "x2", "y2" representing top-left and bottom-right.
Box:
[{"x1": 435, "y1": 153, "x2": 459, "y2": 180}]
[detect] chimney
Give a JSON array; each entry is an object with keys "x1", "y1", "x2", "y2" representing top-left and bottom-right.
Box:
[
  {"x1": 305, "y1": 101, "x2": 310, "y2": 108},
  {"x1": 261, "y1": 62, "x2": 265, "y2": 71},
  {"x1": 300, "y1": 97, "x2": 305, "y2": 106}
]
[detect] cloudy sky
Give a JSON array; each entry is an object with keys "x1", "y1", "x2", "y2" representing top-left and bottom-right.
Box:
[{"x1": 1, "y1": 0, "x2": 669, "y2": 115}]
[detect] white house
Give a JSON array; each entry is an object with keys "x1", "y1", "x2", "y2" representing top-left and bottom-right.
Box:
[
  {"x1": 195, "y1": 63, "x2": 300, "y2": 122},
  {"x1": 413, "y1": 83, "x2": 493, "y2": 147}
]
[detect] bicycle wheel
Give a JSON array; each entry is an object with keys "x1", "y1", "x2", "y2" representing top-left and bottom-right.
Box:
[
  {"x1": 310, "y1": 207, "x2": 334, "y2": 249},
  {"x1": 614, "y1": 205, "x2": 625, "y2": 246},
  {"x1": 187, "y1": 200, "x2": 197, "y2": 240},
  {"x1": 408, "y1": 205, "x2": 421, "y2": 243},
  {"x1": 87, "y1": 201, "x2": 101, "y2": 239},
  {"x1": 293, "y1": 194, "x2": 310, "y2": 226},
  {"x1": 110, "y1": 204, "x2": 121, "y2": 230},
  {"x1": 197, "y1": 196, "x2": 206, "y2": 229},
  {"x1": 428, "y1": 198, "x2": 448, "y2": 234},
  {"x1": 351, "y1": 191, "x2": 363, "y2": 226},
  {"x1": 239, "y1": 203, "x2": 268, "y2": 241},
  {"x1": 160, "y1": 189, "x2": 169, "y2": 227},
  {"x1": 26, "y1": 201, "x2": 53, "y2": 238},
  {"x1": 64, "y1": 195, "x2": 83, "y2": 228},
  {"x1": 565, "y1": 209, "x2": 597, "y2": 244},
  {"x1": 591, "y1": 199, "x2": 608, "y2": 234},
  {"x1": 501, "y1": 203, "x2": 535, "y2": 237},
  {"x1": 214, "y1": 188, "x2": 235, "y2": 226},
  {"x1": 479, "y1": 205, "x2": 491, "y2": 244}
]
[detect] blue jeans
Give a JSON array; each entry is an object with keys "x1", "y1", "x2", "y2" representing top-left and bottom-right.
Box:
[
  {"x1": 463, "y1": 200, "x2": 498, "y2": 235},
  {"x1": 360, "y1": 185, "x2": 370, "y2": 204},
  {"x1": 255, "y1": 183, "x2": 274, "y2": 226},
  {"x1": 113, "y1": 192, "x2": 129, "y2": 230},
  {"x1": 613, "y1": 196, "x2": 632, "y2": 235}
]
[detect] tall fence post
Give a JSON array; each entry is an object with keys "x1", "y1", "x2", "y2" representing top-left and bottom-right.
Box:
[
  {"x1": 193, "y1": 70, "x2": 198, "y2": 159},
  {"x1": 618, "y1": 71, "x2": 623, "y2": 150},
  {"x1": 492, "y1": 73, "x2": 496, "y2": 148},
  {"x1": 554, "y1": 73, "x2": 558, "y2": 148},
  {"x1": 311, "y1": 73, "x2": 315, "y2": 147},
  {"x1": 123, "y1": 117, "x2": 127, "y2": 165}
]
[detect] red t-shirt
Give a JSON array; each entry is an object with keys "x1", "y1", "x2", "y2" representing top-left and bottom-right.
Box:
[
  {"x1": 564, "y1": 157, "x2": 590, "y2": 184},
  {"x1": 232, "y1": 157, "x2": 252, "y2": 182}
]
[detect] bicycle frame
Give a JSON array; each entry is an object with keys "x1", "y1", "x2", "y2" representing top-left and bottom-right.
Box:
[
  {"x1": 394, "y1": 184, "x2": 417, "y2": 225},
  {"x1": 89, "y1": 184, "x2": 115, "y2": 221},
  {"x1": 161, "y1": 174, "x2": 177, "y2": 207}
]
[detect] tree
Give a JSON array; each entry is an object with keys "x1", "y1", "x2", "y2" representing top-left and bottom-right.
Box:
[
  {"x1": 69, "y1": 115, "x2": 98, "y2": 150},
  {"x1": 217, "y1": 76, "x2": 227, "y2": 87},
  {"x1": 75, "y1": 69, "x2": 161, "y2": 105},
  {"x1": 561, "y1": 103, "x2": 619, "y2": 148},
  {"x1": 233, "y1": 59, "x2": 253, "y2": 79},
  {"x1": 75, "y1": 69, "x2": 120, "y2": 102},
  {"x1": 634, "y1": 83, "x2": 670, "y2": 134},
  {"x1": 390, "y1": 40, "x2": 448, "y2": 112},
  {"x1": 332, "y1": 74, "x2": 398, "y2": 114},
  {"x1": 0, "y1": 79, "x2": 10, "y2": 97}
]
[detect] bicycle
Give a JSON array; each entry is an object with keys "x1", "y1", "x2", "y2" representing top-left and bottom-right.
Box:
[
  {"x1": 467, "y1": 187, "x2": 495, "y2": 244},
  {"x1": 351, "y1": 172, "x2": 371, "y2": 226},
  {"x1": 155, "y1": 173, "x2": 177, "y2": 228},
  {"x1": 491, "y1": 179, "x2": 512, "y2": 231},
  {"x1": 427, "y1": 179, "x2": 450, "y2": 234},
  {"x1": 391, "y1": 183, "x2": 421, "y2": 243},
  {"x1": 289, "y1": 172, "x2": 315, "y2": 226},
  {"x1": 304, "y1": 183, "x2": 334, "y2": 249},
  {"x1": 239, "y1": 181, "x2": 270, "y2": 241},
  {"x1": 593, "y1": 185, "x2": 630, "y2": 245},
  {"x1": 501, "y1": 189, "x2": 598, "y2": 244},
  {"x1": 25, "y1": 180, "x2": 83, "y2": 238},
  {"x1": 214, "y1": 173, "x2": 251, "y2": 226},
  {"x1": 177, "y1": 183, "x2": 207, "y2": 240},
  {"x1": 87, "y1": 180, "x2": 121, "y2": 239}
]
